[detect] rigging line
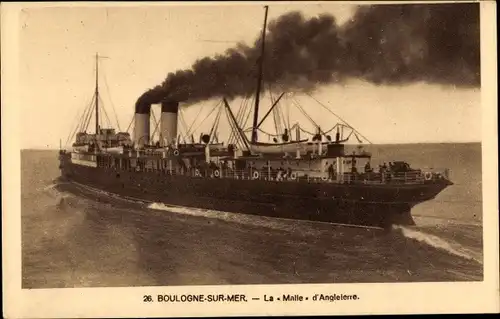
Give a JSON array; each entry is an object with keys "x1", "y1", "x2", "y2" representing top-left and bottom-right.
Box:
[
  {"x1": 185, "y1": 101, "x2": 211, "y2": 137},
  {"x1": 247, "y1": 124, "x2": 301, "y2": 137},
  {"x1": 66, "y1": 99, "x2": 89, "y2": 145},
  {"x1": 78, "y1": 93, "x2": 96, "y2": 133},
  {"x1": 66, "y1": 94, "x2": 94, "y2": 147},
  {"x1": 85, "y1": 93, "x2": 99, "y2": 132},
  {"x1": 224, "y1": 98, "x2": 251, "y2": 150},
  {"x1": 224, "y1": 107, "x2": 245, "y2": 149},
  {"x1": 98, "y1": 94, "x2": 113, "y2": 129},
  {"x1": 241, "y1": 95, "x2": 255, "y2": 138},
  {"x1": 284, "y1": 93, "x2": 291, "y2": 131},
  {"x1": 178, "y1": 110, "x2": 190, "y2": 139},
  {"x1": 235, "y1": 97, "x2": 246, "y2": 128},
  {"x1": 290, "y1": 97, "x2": 321, "y2": 132},
  {"x1": 296, "y1": 122, "x2": 339, "y2": 136},
  {"x1": 76, "y1": 100, "x2": 90, "y2": 134},
  {"x1": 229, "y1": 97, "x2": 247, "y2": 145},
  {"x1": 241, "y1": 96, "x2": 253, "y2": 128},
  {"x1": 276, "y1": 84, "x2": 290, "y2": 131},
  {"x1": 353, "y1": 132, "x2": 363, "y2": 144},
  {"x1": 322, "y1": 124, "x2": 340, "y2": 135},
  {"x1": 277, "y1": 92, "x2": 288, "y2": 132},
  {"x1": 102, "y1": 66, "x2": 122, "y2": 131},
  {"x1": 292, "y1": 96, "x2": 331, "y2": 138},
  {"x1": 256, "y1": 127, "x2": 283, "y2": 137},
  {"x1": 229, "y1": 97, "x2": 246, "y2": 144},
  {"x1": 298, "y1": 126, "x2": 316, "y2": 136},
  {"x1": 226, "y1": 97, "x2": 248, "y2": 143},
  {"x1": 276, "y1": 97, "x2": 287, "y2": 135},
  {"x1": 125, "y1": 115, "x2": 134, "y2": 133},
  {"x1": 208, "y1": 107, "x2": 220, "y2": 138},
  {"x1": 267, "y1": 87, "x2": 279, "y2": 135},
  {"x1": 151, "y1": 115, "x2": 161, "y2": 141},
  {"x1": 191, "y1": 100, "x2": 221, "y2": 135},
  {"x1": 229, "y1": 98, "x2": 243, "y2": 143},
  {"x1": 83, "y1": 102, "x2": 95, "y2": 133},
  {"x1": 345, "y1": 130, "x2": 354, "y2": 140},
  {"x1": 278, "y1": 98, "x2": 287, "y2": 136},
  {"x1": 278, "y1": 98, "x2": 288, "y2": 135},
  {"x1": 271, "y1": 97, "x2": 280, "y2": 136},
  {"x1": 150, "y1": 111, "x2": 159, "y2": 140},
  {"x1": 82, "y1": 93, "x2": 97, "y2": 133},
  {"x1": 209, "y1": 104, "x2": 223, "y2": 143},
  {"x1": 179, "y1": 109, "x2": 189, "y2": 132},
  {"x1": 274, "y1": 83, "x2": 292, "y2": 131},
  {"x1": 304, "y1": 92, "x2": 373, "y2": 144},
  {"x1": 233, "y1": 123, "x2": 248, "y2": 150}
]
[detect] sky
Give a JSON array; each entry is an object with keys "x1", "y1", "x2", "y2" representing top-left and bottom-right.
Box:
[{"x1": 18, "y1": 2, "x2": 481, "y2": 149}]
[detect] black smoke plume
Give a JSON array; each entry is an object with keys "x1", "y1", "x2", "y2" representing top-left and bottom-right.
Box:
[{"x1": 135, "y1": 3, "x2": 480, "y2": 112}]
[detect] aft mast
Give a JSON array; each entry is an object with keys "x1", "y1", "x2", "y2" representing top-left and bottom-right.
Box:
[
  {"x1": 251, "y1": 5, "x2": 269, "y2": 143},
  {"x1": 95, "y1": 52, "x2": 100, "y2": 136}
]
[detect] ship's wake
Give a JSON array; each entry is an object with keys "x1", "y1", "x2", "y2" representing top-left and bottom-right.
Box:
[
  {"x1": 393, "y1": 225, "x2": 483, "y2": 265},
  {"x1": 53, "y1": 180, "x2": 483, "y2": 266},
  {"x1": 148, "y1": 202, "x2": 322, "y2": 235},
  {"x1": 147, "y1": 202, "x2": 382, "y2": 236}
]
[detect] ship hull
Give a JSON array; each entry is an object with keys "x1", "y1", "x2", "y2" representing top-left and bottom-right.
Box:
[{"x1": 58, "y1": 154, "x2": 450, "y2": 229}]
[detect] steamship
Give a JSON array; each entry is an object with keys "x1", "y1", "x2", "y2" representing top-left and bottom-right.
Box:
[{"x1": 58, "y1": 7, "x2": 452, "y2": 229}]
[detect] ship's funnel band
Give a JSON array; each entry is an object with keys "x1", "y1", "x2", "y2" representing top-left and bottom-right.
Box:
[
  {"x1": 161, "y1": 100, "x2": 179, "y2": 114},
  {"x1": 135, "y1": 104, "x2": 151, "y2": 115},
  {"x1": 134, "y1": 113, "x2": 150, "y2": 148},
  {"x1": 160, "y1": 101, "x2": 179, "y2": 146}
]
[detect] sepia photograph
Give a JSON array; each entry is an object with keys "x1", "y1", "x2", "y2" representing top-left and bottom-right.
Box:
[{"x1": 2, "y1": 1, "x2": 498, "y2": 317}]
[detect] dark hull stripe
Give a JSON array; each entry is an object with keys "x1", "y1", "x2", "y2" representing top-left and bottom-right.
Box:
[{"x1": 58, "y1": 157, "x2": 448, "y2": 228}]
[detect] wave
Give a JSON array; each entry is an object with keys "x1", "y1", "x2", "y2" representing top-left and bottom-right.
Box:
[
  {"x1": 70, "y1": 181, "x2": 150, "y2": 205},
  {"x1": 393, "y1": 225, "x2": 483, "y2": 264},
  {"x1": 63, "y1": 181, "x2": 382, "y2": 234},
  {"x1": 147, "y1": 202, "x2": 381, "y2": 235}
]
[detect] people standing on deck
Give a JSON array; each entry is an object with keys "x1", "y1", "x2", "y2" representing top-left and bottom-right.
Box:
[
  {"x1": 381, "y1": 162, "x2": 388, "y2": 172},
  {"x1": 328, "y1": 163, "x2": 334, "y2": 180},
  {"x1": 221, "y1": 161, "x2": 228, "y2": 175},
  {"x1": 351, "y1": 157, "x2": 358, "y2": 174},
  {"x1": 364, "y1": 161, "x2": 372, "y2": 173},
  {"x1": 271, "y1": 167, "x2": 277, "y2": 180},
  {"x1": 379, "y1": 162, "x2": 388, "y2": 182},
  {"x1": 383, "y1": 162, "x2": 393, "y2": 182},
  {"x1": 209, "y1": 161, "x2": 218, "y2": 170}
]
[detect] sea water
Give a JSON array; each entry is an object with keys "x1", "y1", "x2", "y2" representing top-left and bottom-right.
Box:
[{"x1": 21, "y1": 143, "x2": 483, "y2": 288}]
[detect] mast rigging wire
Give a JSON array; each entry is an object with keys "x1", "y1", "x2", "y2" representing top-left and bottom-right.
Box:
[
  {"x1": 150, "y1": 111, "x2": 160, "y2": 141},
  {"x1": 228, "y1": 97, "x2": 247, "y2": 144},
  {"x1": 209, "y1": 104, "x2": 223, "y2": 143},
  {"x1": 98, "y1": 94, "x2": 113, "y2": 129},
  {"x1": 304, "y1": 92, "x2": 373, "y2": 144},
  {"x1": 190, "y1": 100, "x2": 222, "y2": 136},
  {"x1": 125, "y1": 116, "x2": 134, "y2": 133},
  {"x1": 82, "y1": 96, "x2": 96, "y2": 133},
  {"x1": 178, "y1": 109, "x2": 190, "y2": 140},
  {"x1": 102, "y1": 67, "x2": 122, "y2": 131},
  {"x1": 78, "y1": 93, "x2": 96, "y2": 133},
  {"x1": 185, "y1": 101, "x2": 209, "y2": 137},
  {"x1": 65, "y1": 92, "x2": 95, "y2": 147}
]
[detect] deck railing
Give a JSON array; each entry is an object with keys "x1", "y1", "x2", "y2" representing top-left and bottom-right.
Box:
[
  {"x1": 130, "y1": 165, "x2": 449, "y2": 185},
  {"x1": 65, "y1": 150, "x2": 450, "y2": 185}
]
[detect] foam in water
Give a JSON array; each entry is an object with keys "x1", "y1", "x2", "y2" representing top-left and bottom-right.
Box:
[
  {"x1": 148, "y1": 202, "x2": 303, "y2": 233},
  {"x1": 147, "y1": 202, "x2": 381, "y2": 236},
  {"x1": 42, "y1": 183, "x2": 57, "y2": 191},
  {"x1": 393, "y1": 225, "x2": 482, "y2": 264}
]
